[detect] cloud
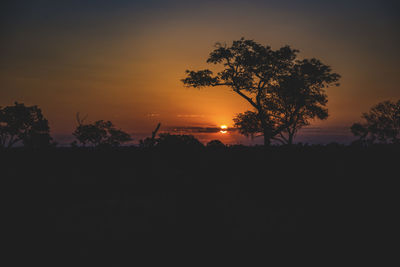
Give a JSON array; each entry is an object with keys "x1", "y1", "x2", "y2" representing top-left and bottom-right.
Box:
[{"x1": 166, "y1": 126, "x2": 236, "y2": 133}]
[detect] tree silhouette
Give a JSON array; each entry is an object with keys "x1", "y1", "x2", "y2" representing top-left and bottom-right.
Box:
[
  {"x1": 0, "y1": 102, "x2": 52, "y2": 149},
  {"x1": 72, "y1": 114, "x2": 132, "y2": 147},
  {"x1": 182, "y1": 38, "x2": 340, "y2": 146},
  {"x1": 233, "y1": 111, "x2": 263, "y2": 139},
  {"x1": 234, "y1": 59, "x2": 337, "y2": 144},
  {"x1": 351, "y1": 100, "x2": 400, "y2": 145}
]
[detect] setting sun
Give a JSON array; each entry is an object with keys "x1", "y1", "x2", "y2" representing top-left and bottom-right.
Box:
[{"x1": 220, "y1": 125, "x2": 228, "y2": 134}]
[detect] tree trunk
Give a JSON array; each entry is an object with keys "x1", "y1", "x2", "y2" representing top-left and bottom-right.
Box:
[
  {"x1": 288, "y1": 132, "x2": 293, "y2": 145},
  {"x1": 263, "y1": 128, "x2": 271, "y2": 147},
  {"x1": 258, "y1": 110, "x2": 271, "y2": 147},
  {"x1": 263, "y1": 134, "x2": 271, "y2": 146}
]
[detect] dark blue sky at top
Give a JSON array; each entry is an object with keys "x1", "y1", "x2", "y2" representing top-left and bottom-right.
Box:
[
  {"x1": 1, "y1": 2, "x2": 399, "y2": 63},
  {"x1": 2, "y1": 0, "x2": 399, "y2": 47},
  {"x1": 2, "y1": 0, "x2": 399, "y2": 75},
  {"x1": 2, "y1": 0, "x2": 399, "y2": 27},
  {"x1": 2, "y1": 0, "x2": 399, "y2": 62}
]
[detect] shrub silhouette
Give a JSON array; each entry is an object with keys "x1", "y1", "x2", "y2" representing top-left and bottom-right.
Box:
[{"x1": 155, "y1": 133, "x2": 204, "y2": 149}]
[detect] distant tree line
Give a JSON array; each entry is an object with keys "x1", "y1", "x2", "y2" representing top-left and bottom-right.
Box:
[
  {"x1": 0, "y1": 103, "x2": 132, "y2": 149},
  {"x1": 1, "y1": 99, "x2": 398, "y2": 150}
]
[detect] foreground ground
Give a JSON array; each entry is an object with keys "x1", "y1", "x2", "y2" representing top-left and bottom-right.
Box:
[{"x1": 3, "y1": 145, "x2": 398, "y2": 264}]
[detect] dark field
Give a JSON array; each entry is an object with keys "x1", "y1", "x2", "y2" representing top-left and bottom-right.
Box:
[{"x1": 3, "y1": 145, "x2": 398, "y2": 264}]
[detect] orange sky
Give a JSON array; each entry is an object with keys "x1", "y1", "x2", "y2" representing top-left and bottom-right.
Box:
[{"x1": 1, "y1": 0, "x2": 399, "y2": 143}]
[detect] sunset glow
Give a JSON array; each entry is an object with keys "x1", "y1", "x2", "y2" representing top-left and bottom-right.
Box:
[
  {"x1": 2, "y1": 1, "x2": 399, "y2": 260},
  {"x1": 220, "y1": 125, "x2": 228, "y2": 134},
  {"x1": 1, "y1": 1, "x2": 399, "y2": 145}
]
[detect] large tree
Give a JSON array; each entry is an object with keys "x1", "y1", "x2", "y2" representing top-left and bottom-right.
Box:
[
  {"x1": 0, "y1": 102, "x2": 52, "y2": 149},
  {"x1": 182, "y1": 38, "x2": 340, "y2": 146},
  {"x1": 351, "y1": 100, "x2": 400, "y2": 145},
  {"x1": 234, "y1": 59, "x2": 337, "y2": 144}
]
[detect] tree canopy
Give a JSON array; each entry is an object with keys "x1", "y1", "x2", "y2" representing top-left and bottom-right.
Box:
[
  {"x1": 0, "y1": 102, "x2": 52, "y2": 149},
  {"x1": 72, "y1": 115, "x2": 132, "y2": 147},
  {"x1": 182, "y1": 38, "x2": 340, "y2": 145},
  {"x1": 351, "y1": 100, "x2": 400, "y2": 145}
]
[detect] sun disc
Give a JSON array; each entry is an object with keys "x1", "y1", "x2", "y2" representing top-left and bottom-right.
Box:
[{"x1": 220, "y1": 125, "x2": 228, "y2": 134}]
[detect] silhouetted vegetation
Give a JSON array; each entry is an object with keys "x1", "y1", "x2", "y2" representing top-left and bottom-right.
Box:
[
  {"x1": 139, "y1": 122, "x2": 161, "y2": 148},
  {"x1": 72, "y1": 113, "x2": 132, "y2": 148},
  {"x1": 206, "y1": 139, "x2": 226, "y2": 149},
  {"x1": 182, "y1": 38, "x2": 340, "y2": 146},
  {"x1": 154, "y1": 133, "x2": 204, "y2": 149},
  {"x1": 351, "y1": 100, "x2": 400, "y2": 145},
  {"x1": 0, "y1": 102, "x2": 52, "y2": 149},
  {"x1": 139, "y1": 124, "x2": 204, "y2": 149}
]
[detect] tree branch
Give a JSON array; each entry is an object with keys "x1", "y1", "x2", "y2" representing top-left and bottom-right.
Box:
[{"x1": 233, "y1": 89, "x2": 258, "y2": 109}]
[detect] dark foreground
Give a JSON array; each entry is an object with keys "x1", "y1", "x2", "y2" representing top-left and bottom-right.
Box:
[{"x1": 3, "y1": 145, "x2": 398, "y2": 265}]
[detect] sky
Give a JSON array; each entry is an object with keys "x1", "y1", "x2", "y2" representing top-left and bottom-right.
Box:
[{"x1": 1, "y1": 0, "x2": 399, "y2": 144}]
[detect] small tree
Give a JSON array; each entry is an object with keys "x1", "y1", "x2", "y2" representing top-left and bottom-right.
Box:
[
  {"x1": 182, "y1": 38, "x2": 340, "y2": 146},
  {"x1": 351, "y1": 100, "x2": 400, "y2": 144},
  {"x1": 72, "y1": 114, "x2": 132, "y2": 147},
  {"x1": 0, "y1": 102, "x2": 52, "y2": 149}
]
